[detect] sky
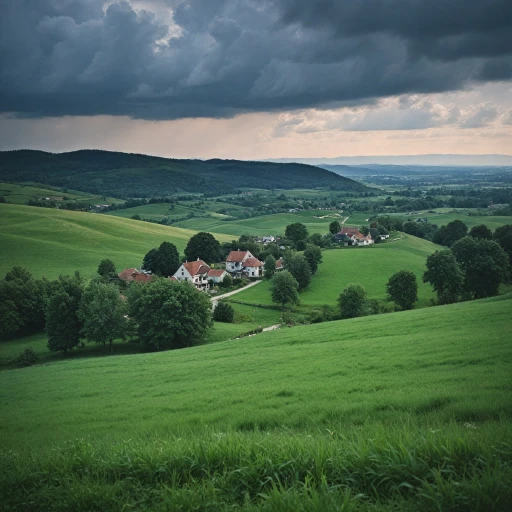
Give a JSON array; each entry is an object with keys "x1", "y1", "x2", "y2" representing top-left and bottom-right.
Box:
[{"x1": 0, "y1": 0, "x2": 511, "y2": 160}]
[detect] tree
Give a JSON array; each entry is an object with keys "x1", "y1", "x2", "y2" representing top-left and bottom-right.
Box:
[
  {"x1": 97, "y1": 259, "x2": 117, "y2": 279},
  {"x1": 264, "y1": 255, "x2": 276, "y2": 279},
  {"x1": 386, "y1": 270, "x2": 418, "y2": 310},
  {"x1": 271, "y1": 271, "x2": 299, "y2": 310},
  {"x1": 0, "y1": 267, "x2": 49, "y2": 339},
  {"x1": 451, "y1": 236, "x2": 510, "y2": 298},
  {"x1": 221, "y1": 273, "x2": 233, "y2": 288},
  {"x1": 433, "y1": 220, "x2": 468, "y2": 246},
  {"x1": 78, "y1": 282, "x2": 127, "y2": 352},
  {"x1": 213, "y1": 302, "x2": 235, "y2": 323},
  {"x1": 303, "y1": 244, "x2": 323, "y2": 274},
  {"x1": 185, "y1": 232, "x2": 221, "y2": 262},
  {"x1": 338, "y1": 283, "x2": 367, "y2": 319},
  {"x1": 285, "y1": 223, "x2": 309, "y2": 244},
  {"x1": 142, "y1": 248, "x2": 161, "y2": 274},
  {"x1": 329, "y1": 220, "x2": 341, "y2": 234},
  {"x1": 157, "y1": 242, "x2": 180, "y2": 277},
  {"x1": 469, "y1": 224, "x2": 492, "y2": 240},
  {"x1": 423, "y1": 250, "x2": 464, "y2": 304},
  {"x1": 46, "y1": 273, "x2": 84, "y2": 353},
  {"x1": 128, "y1": 279, "x2": 212, "y2": 351},
  {"x1": 286, "y1": 254, "x2": 312, "y2": 291},
  {"x1": 309, "y1": 233, "x2": 324, "y2": 247},
  {"x1": 493, "y1": 225, "x2": 512, "y2": 264}
]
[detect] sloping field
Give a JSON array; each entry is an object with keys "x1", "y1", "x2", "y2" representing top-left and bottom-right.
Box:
[
  {"x1": 1, "y1": 295, "x2": 511, "y2": 510},
  {"x1": 1, "y1": 295, "x2": 510, "y2": 448},
  {"x1": 0, "y1": 204, "x2": 230, "y2": 279},
  {"x1": 235, "y1": 235, "x2": 437, "y2": 307}
]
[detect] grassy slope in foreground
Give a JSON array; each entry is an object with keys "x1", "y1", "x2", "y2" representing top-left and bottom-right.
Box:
[
  {"x1": 1, "y1": 294, "x2": 511, "y2": 449},
  {"x1": 0, "y1": 204, "x2": 230, "y2": 279},
  {"x1": 1, "y1": 295, "x2": 511, "y2": 511},
  {"x1": 235, "y1": 235, "x2": 437, "y2": 307}
]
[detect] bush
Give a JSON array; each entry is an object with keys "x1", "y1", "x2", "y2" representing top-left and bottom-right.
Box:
[
  {"x1": 10, "y1": 347, "x2": 37, "y2": 368},
  {"x1": 213, "y1": 302, "x2": 235, "y2": 323}
]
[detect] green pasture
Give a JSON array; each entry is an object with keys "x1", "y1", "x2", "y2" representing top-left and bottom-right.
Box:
[
  {"x1": 1, "y1": 295, "x2": 511, "y2": 510},
  {"x1": 1, "y1": 294, "x2": 510, "y2": 448},
  {"x1": 236, "y1": 235, "x2": 437, "y2": 308},
  {"x1": 0, "y1": 204, "x2": 230, "y2": 279},
  {"x1": 0, "y1": 182, "x2": 121, "y2": 205}
]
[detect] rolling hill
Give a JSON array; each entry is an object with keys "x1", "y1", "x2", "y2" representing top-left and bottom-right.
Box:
[
  {"x1": 1, "y1": 295, "x2": 511, "y2": 510},
  {"x1": 0, "y1": 149, "x2": 366, "y2": 197},
  {"x1": 0, "y1": 203, "x2": 230, "y2": 279}
]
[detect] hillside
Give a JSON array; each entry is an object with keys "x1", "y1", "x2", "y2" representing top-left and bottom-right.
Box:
[
  {"x1": 0, "y1": 149, "x2": 365, "y2": 197},
  {"x1": 0, "y1": 203, "x2": 230, "y2": 279},
  {"x1": 1, "y1": 296, "x2": 511, "y2": 510},
  {"x1": 235, "y1": 235, "x2": 437, "y2": 307}
]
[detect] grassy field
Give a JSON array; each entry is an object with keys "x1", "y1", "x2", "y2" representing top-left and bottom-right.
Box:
[
  {"x1": 1, "y1": 295, "x2": 511, "y2": 510},
  {"x1": 235, "y1": 235, "x2": 437, "y2": 308},
  {"x1": 0, "y1": 182, "x2": 121, "y2": 205},
  {"x1": 0, "y1": 204, "x2": 230, "y2": 279}
]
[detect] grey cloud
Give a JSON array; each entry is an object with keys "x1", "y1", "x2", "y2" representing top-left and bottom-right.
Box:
[{"x1": 0, "y1": 0, "x2": 511, "y2": 120}]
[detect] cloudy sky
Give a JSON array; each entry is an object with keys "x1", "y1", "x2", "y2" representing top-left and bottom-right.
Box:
[{"x1": 1, "y1": 0, "x2": 511, "y2": 159}]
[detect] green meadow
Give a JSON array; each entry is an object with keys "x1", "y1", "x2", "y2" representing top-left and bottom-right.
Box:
[
  {"x1": 0, "y1": 204, "x2": 230, "y2": 279},
  {"x1": 235, "y1": 235, "x2": 437, "y2": 308},
  {"x1": 1, "y1": 295, "x2": 511, "y2": 510}
]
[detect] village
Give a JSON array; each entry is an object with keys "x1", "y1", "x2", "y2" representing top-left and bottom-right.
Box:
[{"x1": 116, "y1": 226, "x2": 382, "y2": 292}]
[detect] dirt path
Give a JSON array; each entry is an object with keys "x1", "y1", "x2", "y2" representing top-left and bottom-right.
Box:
[
  {"x1": 341, "y1": 216, "x2": 349, "y2": 224},
  {"x1": 262, "y1": 324, "x2": 281, "y2": 332},
  {"x1": 211, "y1": 280, "x2": 261, "y2": 303}
]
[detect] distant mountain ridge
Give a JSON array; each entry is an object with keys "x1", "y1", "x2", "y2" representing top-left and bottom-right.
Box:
[
  {"x1": 268, "y1": 154, "x2": 512, "y2": 166},
  {"x1": 0, "y1": 150, "x2": 365, "y2": 198}
]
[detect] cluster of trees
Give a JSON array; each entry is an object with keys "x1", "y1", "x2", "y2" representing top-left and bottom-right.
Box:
[
  {"x1": 424, "y1": 235, "x2": 510, "y2": 303},
  {"x1": 1, "y1": 260, "x2": 215, "y2": 353}
]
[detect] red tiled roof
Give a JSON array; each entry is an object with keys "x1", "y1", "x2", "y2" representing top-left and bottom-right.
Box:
[
  {"x1": 118, "y1": 268, "x2": 140, "y2": 281},
  {"x1": 338, "y1": 227, "x2": 363, "y2": 237},
  {"x1": 226, "y1": 250, "x2": 249, "y2": 262},
  {"x1": 208, "y1": 269, "x2": 226, "y2": 277},
  {"x1": 276, "y1": 259, "x2": 284, "y2": 269},
  {"x1": 132, "y1": 273, "x2": 153, "y2": 283},
  {"x1": 183, "y1": 260, "x2": 211, "y2": 276},
  {"x1": 243, "y1": 257, "x2": 263, "y2": 267}
]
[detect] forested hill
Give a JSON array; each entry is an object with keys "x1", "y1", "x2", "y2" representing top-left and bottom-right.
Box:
[{"x1": 0, "y1": 150, "x2": 365, "y2": 198}]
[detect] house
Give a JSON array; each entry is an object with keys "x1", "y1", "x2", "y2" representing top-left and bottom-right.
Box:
[
  {"x1": 275, "y1": 258, "x2": 284, "y2": 271},
  {"x1": 333, "y1": 233, "x2": 352, "y2": 246},
  {"x1": 336, "y1": 228, "x2": 374, "y2": 246},
  {"x1": 118, "y1": 268, "x2": 154, "y2": 283},
  {"x1": 262, "y1": 236, "x2": 276, "y2": 245},
  {"x1": 225, "y1": 250, "x2": 264, "y2": 278},
  {"x1": 173, "y1": 259, "x2": 211, "y2": 290},
  {"x1": 207, "y1": 269, "x2": 227, "y2": 284}
]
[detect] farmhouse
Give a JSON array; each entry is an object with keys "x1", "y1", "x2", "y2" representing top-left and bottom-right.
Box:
[
  {"x1": 207, "y1": 269, "x2": 227, "y2": 284},
  {"x1": 276, "y1": 258, "x2": 284, "y2": 271},
  {"x1": 226, "y1": 250, "x2": 264, "y2": 278},
  {"x1": 118, "y1": 268, "x2": 154, "y2": 283},
  {"x1": 335, "y1": 228, "x2": 374, "y2": 246},
  {"x1": 173, "y1": 259, "x2": 211, "y2": 290},
  {"x1": 261, "y1": 236, "x2": 276, "y2": 244}
]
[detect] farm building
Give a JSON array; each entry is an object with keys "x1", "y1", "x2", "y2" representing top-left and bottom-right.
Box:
[{"x1": 226, "y1": 250, "x2": 264, "y2": 278}]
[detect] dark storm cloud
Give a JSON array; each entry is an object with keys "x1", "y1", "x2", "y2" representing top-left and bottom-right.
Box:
[{"x1": 0, "y1": 0, "x2": 511, "y2": 120}]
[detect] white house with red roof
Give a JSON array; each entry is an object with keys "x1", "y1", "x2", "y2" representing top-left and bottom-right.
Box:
[
  {"x1": 207, "y1": 268, "x2": 228, "y2": 284},
  {"x1": 337, "y1": 227, "x2": 374, "y2": 246},
  {"x1": 173, "y1": 259, "x2": 211, "y2": 290},
  {"x1": 225, "y1": 250, "x2": 264, "y2": 278}
]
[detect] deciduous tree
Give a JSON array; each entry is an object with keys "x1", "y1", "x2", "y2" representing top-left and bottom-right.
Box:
[
  {"x1": 386, "y1": 270, "x2": 418, "y2": 310},
  {"x1": 128, "y1": 279, "x2": 212, "y2": 351},
  {"x1": 213, "y1": 301, "x2": 235, "y2": 323},
  {"x1": 264, "y1": 255, "x2": 277, "y2": 279},
  {"x1": 185, "y1": 232, "x2": 221, "y2": 262},
  {"x1": 78, "y1": 282, "x2": 127, "y2": 352},
  {"x1": 46, "y1": 273, "x2": 84, "y2": 353},
  {"x1": 423, "y1": 250, "x2": 464, "y2": 304},
  {"x1": 271, "y1": 271, "x2": 299, "y2": 310},
  {"x1": 97, "y1": 259, "x2": 117, "y2": 279},
  {"x1": 338, "y1": 283, "x2": 367, "y2": 319},
  {"x1": 469, "y1": 224, "x2": 492, "y2": 240},
  {"x1": 451, "y1": 236, "x2": 510, "y2": 298},
  {"x1": 303, "y1": 244, "x2": 323, "y2": 274},
  {"x1": 285, "y1": 223, "x2": 309, "y2": 244},
  {"x1": 286, "y1": 254, "x2": 312, "y2": 291},
  {"x1": 329, "y1": 220, "x2": 341, "y2": 234},
  {"x1": 493, "y1": 224, "x2": 512, "y2": 264}
]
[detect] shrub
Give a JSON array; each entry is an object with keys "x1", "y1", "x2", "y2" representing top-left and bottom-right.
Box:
[
  {"x1": 213, "y1": 302, "x2": 235, "y2": 323},
  {"x1": 10, "y1": 347, "x2": 37, "y2": 368}
]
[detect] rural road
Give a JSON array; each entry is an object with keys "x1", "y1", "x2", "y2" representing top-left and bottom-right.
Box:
[{"x1": 211, "y1": 280, "x2": 261, "y2": 302}]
